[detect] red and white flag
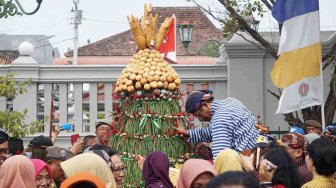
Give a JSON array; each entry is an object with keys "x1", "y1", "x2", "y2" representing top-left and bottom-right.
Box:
[{"x1": 158, "y1": 15, "x2": 176, "y2": 63}]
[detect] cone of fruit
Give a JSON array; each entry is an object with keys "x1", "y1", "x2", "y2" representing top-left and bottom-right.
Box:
[{"x1": 114, "y1": 3, "x2": 180, "y2": 94}]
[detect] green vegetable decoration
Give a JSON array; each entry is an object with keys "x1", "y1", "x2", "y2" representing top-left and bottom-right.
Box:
[{"x1": 109, "y1": 4, "x2": 193, "y2": 187}]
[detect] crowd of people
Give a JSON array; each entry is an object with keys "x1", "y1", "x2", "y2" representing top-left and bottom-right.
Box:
[{"x1": 0, "y1": 90, "x2": 335, "y2": 188}]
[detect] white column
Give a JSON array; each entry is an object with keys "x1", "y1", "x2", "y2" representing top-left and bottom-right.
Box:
[
  {"x1": 73, "y1": 83, "x2": 83, "y2": 132},
  {"x1": 89, "y1": 83, "x2": 98, "y2": 132},
  {"x1": 43, "y1": 84, "x2": 52, "y2": 135},
  {"x1": 13, "y1": 84, "x2": 37, "y2": 124},
  {"x1": 104, "y1": 83, "x2": 113, "y2": 120},
  {"x1": 0, "y1": 97, "x2": 6, "y2": 111},
  {"x1": 180, "y1": 82, "x2": 187, "y2": 112},
  {"x1": 58, "y1": 84, "x2": 68, "y2": 125}
]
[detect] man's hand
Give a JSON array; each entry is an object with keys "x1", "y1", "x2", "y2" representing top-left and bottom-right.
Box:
[
  {"x1": 51, "y1": 124, "x2": 63, "y2": 144},
  {"x1": 136, "y1": 155, "x2": 146, "y2": 170},
  {"x1": 325, "y1": 130, "x2": 336, "y2": 142},
  {"x1": 70, "y1": 140, "x2": 84, "y2": 155},
  {"x1": 54, "y1": 124, "x2": 62, "y2": 136},
  {"x1": 173, "y1": 119, "x2": 188, "y2": 135},
  {"x1": 240, "y1": 153, "x2": 255, "y2": 171}
]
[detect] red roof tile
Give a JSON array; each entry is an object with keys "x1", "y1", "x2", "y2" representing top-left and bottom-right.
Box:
[
  {"x1": 0, "y1": 50, "x2": 19, "y2": 65},
  {"x1": 53, "y1": 56, "x2": 217, "y2": 65},
  {"x1": 65, "y1": 6, "x2": 223, "y2": 57}
]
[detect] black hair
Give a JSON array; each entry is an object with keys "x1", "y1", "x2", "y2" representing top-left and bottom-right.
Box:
[
  {"x1": 8, "y1": 137, "x2": 24, "y2": 155},
  {"x1": 70, "y1": 181, "x2": 97, "y2": 188},
  {"x1": 193, "y1": 143, "x2": 213, "y2": 160},
  {"x1": 206, "y1": 171, "x2": 259, "y2": 188},
  {"x1": 31, "y1": 148, "x2": 48, "y2": 162},
  {"x1": 89, "y1": 144, "x2": 117, "y2": 156},
  {"x1": 307, "y1": 138, "x2": 336, "y2": 176},
  {"x1": 83, "y1": 135, "x2": 96, "y2": 148},
  {"x1": 264, "y1": 147, "x2": 300, "y2": 188}
]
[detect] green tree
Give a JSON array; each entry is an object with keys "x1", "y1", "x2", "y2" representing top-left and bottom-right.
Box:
[
  {"x1": 0, "y1": 73, "x2": 44, "y2": 137},
  {"x1": 192, "y1": 0, "x2": 336, "y2": 126}
]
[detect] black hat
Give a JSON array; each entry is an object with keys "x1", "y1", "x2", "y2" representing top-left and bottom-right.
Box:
[
  {"x1": 29, "y1": 135, "x2": 53, "y2": 148},
  {"x1": 0, "y1": 129, "x2": 9, "y2": 144}
]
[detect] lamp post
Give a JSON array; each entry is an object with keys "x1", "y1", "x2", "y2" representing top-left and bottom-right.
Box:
[
  {"x1": 72, "y1": 0, "x2": 82, "y2": 65},
  {"x1": 243, "y1": 15, "x2": 260, "y2": 31},
  {"x1": 0, "y1": 0, "x2": 43, "y2": 19},
  {"x1": 177, "y1": 23, "x2": 222, "y2": 57}
]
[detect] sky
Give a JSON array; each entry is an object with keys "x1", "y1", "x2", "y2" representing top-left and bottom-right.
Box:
[{"x1": 0, "y1": 0, "x2": 335, "y2": 57}]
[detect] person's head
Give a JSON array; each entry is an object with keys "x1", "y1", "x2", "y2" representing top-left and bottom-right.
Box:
[
  {"x1": 143, "y1": 151, "x2": 173, "y2": 188},
  {"x1": 87, "y1": 144, "x2": 124, "y2": 187},
  {"x1": 30, "y1": 135, "x2": 53, "y2": 162},
  {"x1": 324, "y1": 125, "x2": 336, "y2": 142},
  {"x1": 46, "y1": 146, "x2": 75, "y2": 185},
  {"x1": 88, "y1": 144, "x2": 117, "y2": 156},
  {"x1": 8, "y1": 137, "x2": 24, "y2": 156},
  {"x1": 193, "y1": 142, "x2": 213, "y2": 161},
  {"x1": 177, "y1": 159, "x2": 216, "y2": 188},
  {"x1": 60, "y1": 173, "x2": 106, "y2": 188},
  {"x1": 305, "y1": 120, "x2": 322, "y2": 135},
  {"x1": 83, "y1": 135, "x2": 99, "y2": 150},
  {"x1": 289, "y1": 126, "x2": 305, "y2": 135},
  {"x1": 280, "y1": 132, "x2": 308, "y2": 162},
  {"x1": 60, "y1": 153, "x2": 116, "y2": 188},
  {"x1": 88, "y1": 150, "x2": 112, "y2": 165},
  {"x1": 31, "y1": 159, "x2": 52, "y2": 188},
  {"x1": 206, "y1": 171, "x2": 259, "y2": 188},
  {"x1": 185, "y1": 90, "x2": 214, "y2": 122},
  {"x1": 0, "y1": 129, "x2": 9, "y2": 167},
  {"x1": 305, "y1": 138, "x2": 336, "y2": 176},
  {"x1": 95, "y1": 121, "x2": 111, "y2": 145},
  {"x1": 0, "y1": 155, "x2": 36, "y2": 188},
  {"x1": 111, "y1": 154, "x2": 125, "y2": 188},
  {"x1": 214, "y1": 149, "x2": 243, "y2": 175},
  {"x1": 304, "y1": 133, "x2": 320, "y2": 144},
  {"x1": 261, "y1": 147, "x2": 300, "y2": 188}
]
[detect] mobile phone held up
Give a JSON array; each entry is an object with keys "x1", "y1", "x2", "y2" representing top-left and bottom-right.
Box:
[
  {"x1": 71, "y1": 134, "x2": 80, "y2": 145},
  {"x1": 60, "y1": 123, "x2": 72, "y2": 131}
]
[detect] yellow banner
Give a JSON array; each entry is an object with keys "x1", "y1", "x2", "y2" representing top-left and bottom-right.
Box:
[{"x1": 271, "y1": 42, "x2": 321, "y2": 88}]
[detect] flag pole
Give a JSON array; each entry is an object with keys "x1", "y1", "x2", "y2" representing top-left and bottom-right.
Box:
[
  {"x1": 318, "y1": 10, "x2": 326, "y2": 130},
  {"x1": 49, "y1": 92, "x2": 54, "y2": 139},
  {"x1": 173, "y1": 14, "x2": 176, "y2": 61},
  {"x1": 320, "y1": 58, "x2": 326, "y2": 130}
]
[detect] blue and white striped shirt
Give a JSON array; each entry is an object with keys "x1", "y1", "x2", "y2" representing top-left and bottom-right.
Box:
[{"x1": 187, "y1": 98, "x2": 260, "y2": 158}]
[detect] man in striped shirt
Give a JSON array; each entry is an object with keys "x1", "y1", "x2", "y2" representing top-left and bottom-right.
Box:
[{"x1": 175, "y1": 90, "x2": 259, "y2": 159}]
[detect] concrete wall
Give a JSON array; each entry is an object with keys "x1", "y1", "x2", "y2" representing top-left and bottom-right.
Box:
[{"x1": 0, "y1": 61, "x2": 227, "y2": 148}]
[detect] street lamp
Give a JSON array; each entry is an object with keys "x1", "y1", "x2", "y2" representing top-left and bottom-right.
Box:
[
  {"x1": 0, "y1": 0, "x2": 43, "y2": 19},
  {"x1": 177, "y1": 23, "x2": 193, "y2": 49},
  {"x1": 243, "y1": 15, "x2": 260, "y2": 31},
  {"x1": 252, "y1": 20, "x2": 260, "y2": 31},
  {"x1": 177, "y1": 23, "x2": 222, "y2": 57}
]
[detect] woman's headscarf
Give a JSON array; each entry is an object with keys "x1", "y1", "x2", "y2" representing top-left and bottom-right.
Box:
[
  {"x1": 143, "y1": 151, "x2": 174, "y2": 188},
  {"x1": 177, "y1": 159, "x2": 216, "y2": 188},
  {"x1": 61, "y1": 153, "x2": 116, "y2": 188},
  {"x1": 0, "y1": 155, "x2": 36, "y2": 188},
  {"x1": 31, "y1": 159, "x2": 52, "y2": 181},
  {"x1": 60, "y1": 172, "x2": 106, "y2": 188},
  {"x1": 214, "y1": 149, "x2": 243, "y2": 174}
]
